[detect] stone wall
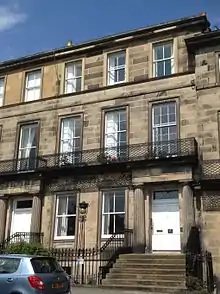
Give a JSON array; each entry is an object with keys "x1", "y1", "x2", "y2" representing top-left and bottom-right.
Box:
[{"x1": 0, "y1": 73, "x2": 197, "y2": 159}]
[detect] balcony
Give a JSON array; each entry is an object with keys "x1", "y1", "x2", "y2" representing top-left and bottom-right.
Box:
[
  {"x1": 38, "y1": 137, "x2": 197, "y2": 172},
  {"x1": 0, "y1": 138, "x2": 197, "y2": 176},
  {"x1": 201, "y1": 160, "x2": 220, "y2": 180},
  {"x1": 0, "y1": 157, "x2": 44, "y2": 176}
]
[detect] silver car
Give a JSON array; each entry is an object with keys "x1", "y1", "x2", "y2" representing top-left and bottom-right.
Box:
[{"x1": 0, "y1": 254, "x2": 71, "y2": 294}]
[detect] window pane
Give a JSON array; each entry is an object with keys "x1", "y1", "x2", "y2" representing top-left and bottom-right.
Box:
[
  {"x1": 29, "y1": 148, "x2": 37, "y2": 159},
  {"x1": 66, "y1": 216, "x2": 75, "y2": 236},
  {"x1": 155, "y1": 61, "x2": 164, "y2": 77},
  {"x1": 164, "y1": 43, "x2": 172, "y2": 58},
  {"x1": 154, "y1": 190, "x2": 178, "y2": 200},
  {"x1": 154, "y1": 46, "x2": 163, "y2": 60},
  {"x1": 119, "y1": 132, "x2": 126, "y2": 144},
  {"x1": 169, "y1": 126, "x2": 177, "y2": 140},
  {"x1": 103, "y1": 214, "x2": 114, "y2": 235},
  {"x1": 0, "y1": 78, "x2": 4, "y2": 96},
  {"x1": 20, "y1": 127, "x2": 30, "y2": 148},
  {"x1": 56, "y1": 217, "x2": 66, "y2": 236},
  {"x1": 165, "y1": 59, "x2": 172, "y2": 75},
  {"x1": 160, "y1": 127, "x2": 169, "y2": 141},
  {"x1": 75, "y1": 78, "x2": 81, "y2": 91},
  {"x1": 58, "y1": 197, "x2": 67, "y2": 215},
  {"x1": 115, "y1": 194, "x2": 125, "y2": 212},
  {"x1": 115, "y1": 214, "x2": 124, "y2": 233},
  {"x1": 75, "y1": 62, "x2": 82, "y2": 76},
  {"x1": 103, "y1": 193, "x2": 114, "y2": 213},
  {"x1": 66, "y1": 64, "x2": 74, "y2": 79},
  {"x1": 118, "y1": 54, "x2": 125, "y2": 66},
  {"x1": 16, "y1": 200, "x2": 32, "y2": 209},
  {"x1": 67, "y1": 197, "x2": 76, "y2": 214},
  {"x1": 0, "y1": 258, "x2": 20, "y2": 274},
  {"x1": 117, "y1": 68, "x2": 125, "y2": 82},
  {"x1": 31, "y1": 258, "x2": 64, "y2": 274}
]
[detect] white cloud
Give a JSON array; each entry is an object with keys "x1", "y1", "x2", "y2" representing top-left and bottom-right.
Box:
[{"x1": 0, "y1": 6, "x2": 27, "y2": 32}]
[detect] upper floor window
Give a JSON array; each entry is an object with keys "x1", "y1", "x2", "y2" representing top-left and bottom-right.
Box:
[
  {"x1": 108, "y1": 51, "x2": 126, "y2": 85},
  {"x1": 153, "y1": 42, "x2": 174, "y2": 77},
  {"x1": 65, "y1": 61, "x2": 82, "y2": 94},
  {"x1": 59, "y1": 116, "x2": 81, "y2": 165},
  {"x1": 55, "y1": 193, "x2": 77, "y2": 239},
  {"x1": 25, "y1": 70, "x2": 42, "y2": 102},
  {"x1": 0, "y1": 78, "x2": 5, "y2": 106},
  {"x1": 104, "y1": 109, "x2": 127, "y2": 159},
  {"x1": 102, "y1": 189, "x2": 125, "y2": 237},
  {"x1": 17, "y1": 123, "x2": 38, "y2": 171},
  {"x1": 152, "y1": 102, "x2": 177, "y2": 155}
]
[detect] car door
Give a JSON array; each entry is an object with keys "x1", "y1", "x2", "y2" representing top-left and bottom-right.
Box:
[
  {"x1": 30, "y1": 257, "x2": 70, "y2": 294},
  {"x1": 0, "y1": 257, "x2": 21, "y2": 294}
]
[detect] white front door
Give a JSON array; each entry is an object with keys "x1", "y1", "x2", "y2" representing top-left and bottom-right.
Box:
[
  {"x1": 11, "y1": 199, "x2": 33, "y2": 237},
  {"x1": 152, "y1": 190, "x2": 181, "y2": 251}
]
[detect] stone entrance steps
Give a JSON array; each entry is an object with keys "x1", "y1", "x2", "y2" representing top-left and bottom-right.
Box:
[{"x1": 101, "y1": 253, "x2": 186, "y2": 293}]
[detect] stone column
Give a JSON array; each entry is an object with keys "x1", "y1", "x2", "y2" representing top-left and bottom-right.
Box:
[
  {"x1": 133, "y1": 185, "x2": 146, "y2": 253},
  {"x1": 30, "y1": 195, "x2": 42, "y2": 242},
  {"x1": 145, "y1": 188, "x2": 150, "y2": 252},
  {"x1": 0, "y1": 197, "x2": 7, "y2": 243},
  {"x1": 182, "y1": 183, "x2": 195, "y2": 250}
]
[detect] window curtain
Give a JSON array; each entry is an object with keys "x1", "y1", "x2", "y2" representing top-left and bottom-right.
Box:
[
  {"x1": 60, "y1": 119, "x2": 74, "y2": 163},
  {"x1": 65, "y1": 64, "x2": 75, "y2": 93},
  {"x1": 108, "y1": 56, "x2": 116, "y2": 85},
  {"x1": 19, "y1": 126, "x2": 37, "y2": 170},
  {"x1": 105, "y1": 112, "x2": 118, "y2": 158}
]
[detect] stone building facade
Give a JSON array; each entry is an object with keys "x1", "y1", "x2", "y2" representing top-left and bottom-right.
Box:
[{"x1": 0, "y1": 12, "x2": 220, "y2": 275}]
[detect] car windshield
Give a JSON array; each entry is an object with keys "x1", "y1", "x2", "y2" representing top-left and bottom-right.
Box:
[
  {"x1": 31, "y1": 257, "x2": 64, "y2": 274},
  {"x1": 0, "y1": 257, "x2": 20, "y2": 274}
]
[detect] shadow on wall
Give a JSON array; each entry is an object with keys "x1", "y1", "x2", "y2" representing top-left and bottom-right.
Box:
[{"x1": 185, "y1": 226, "x2": 215, "y2": 293}]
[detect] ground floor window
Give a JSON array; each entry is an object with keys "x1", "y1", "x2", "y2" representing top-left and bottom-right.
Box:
[
  {"x1": 55, "y1": 193, "x2": 77, "y2": 239},
  {"x1": 102, "y1": 189, "x2": 125, "y2": 237}
]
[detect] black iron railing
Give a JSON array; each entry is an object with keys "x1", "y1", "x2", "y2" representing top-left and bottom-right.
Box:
[
  {"x1": 0, "y1": 232, "x2": 44, "y2": 250},
  {"x1": 47, "y1": 229, "x2": 133, "y2": 285},
  {"x1": 0, "y1": 138, "x2": 197, "y2": 175},
  {"x1": 38, "y1": 138, "x2": 197, "y2": 170},
  {"x1": 201, "y1": 159, "x2": 220, "y2": 180},
  {"x1": 0, "y1": 157, "x2": 45, "y2": 175},
  {"x1": 185, "y1": 226, "x2": 214, "y2": 292}
]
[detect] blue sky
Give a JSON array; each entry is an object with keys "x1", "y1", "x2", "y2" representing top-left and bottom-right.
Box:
[{"x1": 0, "y1": 0, "x2": 219, "y2": 62}]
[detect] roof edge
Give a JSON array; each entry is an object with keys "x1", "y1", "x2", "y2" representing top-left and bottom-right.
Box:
[{"x1": 0, "y1": 13, "x2": 209, "y2": 71}]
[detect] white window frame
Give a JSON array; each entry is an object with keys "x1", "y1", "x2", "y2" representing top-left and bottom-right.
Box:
[
  {"x1": 152, "y1": 102, "x2": 177, "y2": 156},
  {"x1": 54, "y1": 194, "x2": 77, "y2": 240},
  {"x1": 101, "y1": 189, "x2": 125, "y2": 239},
  {"x1": 104, "y1": 109, "x2": 127, "y2": 159},
  {"x1": 107, "y1": 51, "x2": 126, "y2": 85},
  {"x1": 18, "y1": 124, "x2": 38, "y2": 171},
  {"x1": 153, "y1": 42, "x2": 174, "y2": 77},
  {"x1": 0, "y1": 77, "x2": 5, "y2": 107},
  {"x1": 24, "y1": 70, "x2": 42, "y2": 102},
  {"x1": 64, "y1": 61, "x2": 82, "y2": 93}
]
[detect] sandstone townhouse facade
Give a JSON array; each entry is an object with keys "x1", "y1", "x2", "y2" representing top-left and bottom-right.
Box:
[{"x1": 0, "y1": 12, "x2": 220, "y2": 276}]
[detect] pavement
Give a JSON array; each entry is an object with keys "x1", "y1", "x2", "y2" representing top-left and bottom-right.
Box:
[{"x1": 71, "y1": 287, "x2": 165, "y2": 294}]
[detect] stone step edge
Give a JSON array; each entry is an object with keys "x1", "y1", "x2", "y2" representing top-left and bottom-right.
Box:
[
  {"x1": 105, "y1": 277, "x2": 185, "y2": 283},
  {"x1": 101, "y1": 284, "x2": 186, "y2": 292},
  {"x1": 108, "y1": 273, "x2": 186, "y2": 278}
]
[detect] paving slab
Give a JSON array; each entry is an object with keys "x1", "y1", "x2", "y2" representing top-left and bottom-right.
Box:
[{"x1": 71, "y1": 286, "x2": 166, "y2": 294}]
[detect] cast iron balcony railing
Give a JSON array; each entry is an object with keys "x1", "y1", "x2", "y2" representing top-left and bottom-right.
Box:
[
  {"x1": 0, "y1": 138, "x2": 197, "y2": 175},
  {"x1": 0, "y1": 157, "x2": 45, "y2": 175},
  {"x1": 38, "y1": 137, "x2": 197, "y2": 170},
  {"x1": 201, "y1": 159, "x2": 220, "y2": 180}
]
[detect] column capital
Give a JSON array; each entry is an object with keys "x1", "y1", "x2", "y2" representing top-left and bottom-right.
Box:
[
  {"x1": 129, "y1": 184, "x2": 145, "y2": 191},
  {"x1": 0, "y1": 195, "x2": 8, "y2": 201}
]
